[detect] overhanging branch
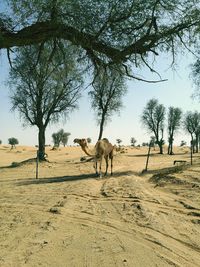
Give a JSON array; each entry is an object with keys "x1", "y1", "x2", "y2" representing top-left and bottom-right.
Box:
[
  {"x1": 0, "y1": 18, "x2": 199, "y2": 64},
  {"x1": 122, "y1": 63, "x2": 167, "y2": 83}
]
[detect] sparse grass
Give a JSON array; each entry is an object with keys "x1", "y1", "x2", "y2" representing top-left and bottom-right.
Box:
[{"x1": 11, "y1": 162, "x2": 20, "y2": 168}]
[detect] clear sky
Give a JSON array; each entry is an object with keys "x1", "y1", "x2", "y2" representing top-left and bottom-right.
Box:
[
  {"x1": 1, "y1": 1, "x2": 200, "y2": 147},
  {"x1": 0, "y1": 49, "x2": 199, "y2": 147}
]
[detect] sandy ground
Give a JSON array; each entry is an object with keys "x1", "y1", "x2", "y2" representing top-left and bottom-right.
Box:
[{"x1": 0, "y1": 144, "x2": 200, "y2": 267}]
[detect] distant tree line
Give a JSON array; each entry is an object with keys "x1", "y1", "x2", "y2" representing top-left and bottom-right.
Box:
[
  {"x1": 141, "y1": 98, "x2": 200, "y2": 155},
  {"x1": 2, "y1": 0, "x2": 200, "y2": 160}
]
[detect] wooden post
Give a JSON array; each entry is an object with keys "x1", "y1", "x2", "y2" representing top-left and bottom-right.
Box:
[
  {"x1": 36, "y1": 150, "x2": 39, "y2": 179},
  {"x1": 145, "y1": 144, "x2": 151, "y2": 171},
  {"x1": 190, "y1": 141, "x2": 193, "y2": 165}
]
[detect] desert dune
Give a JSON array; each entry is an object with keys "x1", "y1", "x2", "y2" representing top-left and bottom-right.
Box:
[{"x1": 0, "y1": 144, "x2": 200, "y2": 267}]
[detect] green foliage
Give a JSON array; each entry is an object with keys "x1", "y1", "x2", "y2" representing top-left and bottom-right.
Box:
[
  {"x1": 183, "y1": 111, "x2": 200, "y2": 135},
  {"x1": 8, "y1": 137, "x2": 19, "y2": 148},
  {"x1": 89, "y1": 69, "x2": 127, "y2": 122},
  {"x1": 89, "y1": 68, "x2": 127, "y2": 139},
  {"x1": 52, "y1": 129, "x2": 70, "y2": 147},
  {"x1": 87, "y1": 137, "x2": 92, "y2": 144},
  {"x1": 9, "y1": 41, "x2": 83, "y2": 127},
  {"x1": 11, "y1": 162, "x2": 20, "y2": 167},
  {"x1": 167, "y1": 106, "x2": 182, "y2": 154},
  {"x1": 180, "y1": 140, "x2": 187, "y2": 146},
  {"x1": 130, "y1": 137, "x2": 137, "y2": 146},
  {"x1": 2, "y1": 0, "x2": 199, "y2": 81},
  {"x1": 61, "y1": 132, "x2": 71, "y2": 147},
  {"x1": 52, "y1": 129, "x2": 63, "y2": 147},
  {"x1": 168, "y1": 107, "x2": 182, "y2": 133},
  {"x1": 142, "y1": 142, "x2": 149, "y2": 146},
  {"x1": 191, "y1": 58, "x2": 200, "y2": 101},
  {"x1": 183, "y1": 111, "x2": 200, "y2": 152},
  {"x1": 150, "y1": 136, "x2": 156, "y2": 147},
  {"x1": 8, "y1": 40, "x2": 82, "y2": 160},
  {"x1": 0, "y1": 140, "x2": 2, "y2": 144},
  {"x1": 116, "y1": 139, "x2": 122, "y2": 146},
  {"x1": 141, "y1": 99, "x2": 165, "y2": 133},
  {"x1": 141, "y1": 98, "x2": 165, "y2": 153}
]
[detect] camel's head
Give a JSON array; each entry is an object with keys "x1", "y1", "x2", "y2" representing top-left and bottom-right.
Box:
[{"x1": 73, "y1": 138, "x2": 88, "y2": 147}]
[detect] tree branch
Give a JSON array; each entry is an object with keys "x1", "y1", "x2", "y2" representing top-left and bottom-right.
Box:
[
  {"x1": 1, "y1": 18, "x2": 198, "y2": 64},
  {"x1": 122, "y1": 63, "x2": 167, "y2": 83},
  {"x1": 140, "y1": 55, "x2": 162, "y2": 79}
]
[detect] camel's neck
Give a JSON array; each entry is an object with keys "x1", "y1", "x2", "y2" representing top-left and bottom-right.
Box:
[{"x1": 80, "y1": 145, "x2": 95, "y2": 157}]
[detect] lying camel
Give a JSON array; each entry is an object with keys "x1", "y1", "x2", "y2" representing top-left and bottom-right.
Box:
[{"x1": 73, "y1": 138, "x2": 114, "y2": 177}]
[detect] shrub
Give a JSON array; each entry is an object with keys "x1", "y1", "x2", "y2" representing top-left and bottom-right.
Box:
[
  {"x1": 11, "y1": 162, "x2": 20, "y2": 167},
  {"x1": 8, "y1": 137, "x2": 19, "y2": 149},
  {"x1": 180, "y1": 140, "x2": 187, "y2": 146},
  {"x1": 87, "y1": 138, "x2": 92, "y2": 144}
]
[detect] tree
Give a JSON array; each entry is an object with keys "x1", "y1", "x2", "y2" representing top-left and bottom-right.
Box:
[
  {"x1": 183, "y1": 112, "x2": 200, "y2": 153},
  {"x1": 8, "y1": 137, "x2": 19, "y2": 149},
  {"x1": 89, "y1": 68, "x2": 127, "y2": 140},
  {"x1": 61, "y1": 132, "x2": 71, "y2": 147},
  {"x1": 191, "y1": 112, "x2": 200, "y2": 153},
  {"x1": 52, "y1": 129, "x2": 70, "y2": 147},
  {"x1": 130, "y1": 137, "x2": 137, "y2": 147},
  {"x1": 180, "y1": 140, "x2": 187, "y2": 146},
  {"x1": 0, "y1": 140, "x2": 2, "y2": 144},
  {"x1": 141, "y1": 99, "x2": 165, "y2": 154},
  {"x1": 1, "y1": 1, "x2": 200, "y2": 81},
  {"x1": 191, "y1": 58, "x2": 200, "y2": 101},
  {"x1": 142, "y1": 142, "x2": 149, "y2": 147},
  {"x1": 116, "y1": 139, "x2": 122, "y2": 147},
  {"x1": 150, "y1": 136, "x2": 156, "y2": 150},
  {"x1": 87, "y1": 138, "x2": 92, "y2": 144},
  {"x1": 191, "y1": 59, "x2": 200, "y2": 152},
  {"x1": 9, "y1": 41, "x2": 83, "y2": 160},
  {"x1": 167, "y1": 107, "x2": 182, "y2": 155},
  {"x1": 52, "y1": 129, "x2": 64, "y2": 148}
]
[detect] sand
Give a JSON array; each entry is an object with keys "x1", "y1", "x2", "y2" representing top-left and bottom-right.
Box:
[{"x1": 0, "y1": 144, "x2": 200, "y2": 267}]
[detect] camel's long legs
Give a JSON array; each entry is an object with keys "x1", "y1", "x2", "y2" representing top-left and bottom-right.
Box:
[
  {"x1": 74, "y1": 138, "x2": 114, "y2": 177},
  {"x1": 111, "y1": 157, "x2": 113, "y2": 175},
  {"x1": 110, "y1": 153, "x2": 113, "y2": 176},
  {"x1": 93, "y1": 160, "x2": 98, "y2": 175},
  {"x1": 104, "y1": 155, "x2": 109, "y2": 176},
  {"x1": 99, "y1": 158, "x2": 102, "y2": 178}
]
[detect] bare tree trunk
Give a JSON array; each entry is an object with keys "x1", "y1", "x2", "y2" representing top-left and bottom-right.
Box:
[
  {"x1": 195, "y1": 133, "x2": 199, "y2": 153},
  {"x1": 98, "y1": 112, "x2": 106, "y2": 140},
  {"x1": 167, "y1": 144, "x2": 170, "y2": 155},
  {"x1": 157, "y1": 138, "x2": 163, "y2": 154},
  {"x1": 168, "y1": 134, "x2": 174, "y2": 155},
  {"x1": 156, "y1": 129, "x2": 164, "y2": 154},
  {"x1": 158, "y1": 142, "x2": 163, "y2": 154},
  {"x1": 170, "y1": 142, "x2": 173, "y2": 154},
  {"x1": 199, "y1": 136, "x2": 200, "y2": 151},
  {"x1": 167, "y1": 139, "x2": 171, "y2": 155},
  {"x1": 169, "y1": 140, "x2": 174, "y2": 155},
  {"x1": 191, "y1": 134, "x2": 195, "y2": 154},
  {"x1": 38, "y1": 126, "x2": 46, "y2": 161},
  {"x1": 168, "y1": 143, "x2": 172, "y2": 155}
]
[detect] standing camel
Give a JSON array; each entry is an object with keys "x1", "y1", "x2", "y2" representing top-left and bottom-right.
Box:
[{"x1": 73, "y1": 138, "x2": 114, "y2": 177}]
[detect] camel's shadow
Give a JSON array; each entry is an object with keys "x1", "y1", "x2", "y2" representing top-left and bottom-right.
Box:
[
  {"x1": 17, "y1": 170, "x2": 137, "y2": 186},
  {"x1": 17, "y1": 173, "x2": 96, "y2": 186}
]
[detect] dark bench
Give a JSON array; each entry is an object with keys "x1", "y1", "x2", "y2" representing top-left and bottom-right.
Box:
[{"x1": 173, "y1": 160, "x2": 187, "y2": 165}]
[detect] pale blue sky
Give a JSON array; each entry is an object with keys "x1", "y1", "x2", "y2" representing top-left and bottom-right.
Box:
[
  {"x1": 0, "y1": 49, "x2": 199, "y2": 147},
  {"x1": 0, "y1": 1, "x2": 200, "y2": 147}
]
